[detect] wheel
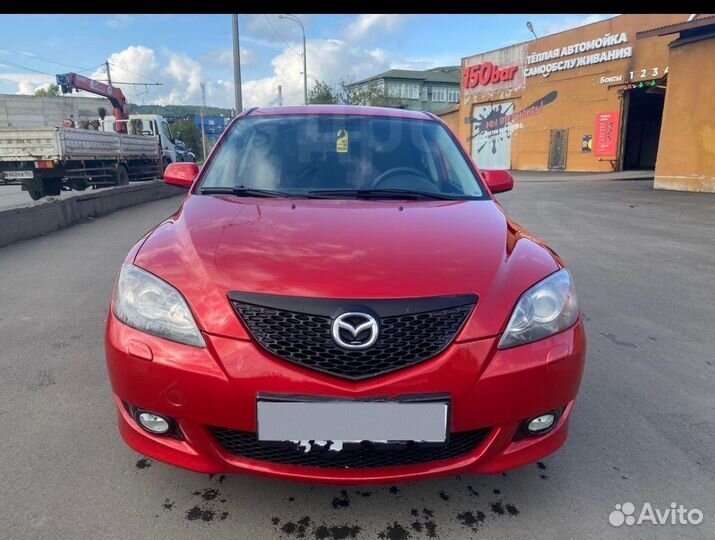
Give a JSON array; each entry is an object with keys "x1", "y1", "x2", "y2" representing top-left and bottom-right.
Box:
[
  {"x1": 114, "y1": 165, "x2": 129, "y2": 186},
  {"x1": 28, "y1": 190, "x2": 44, "y2": 201},
  {"x1": 161, "y1": 158, "x2": 171, "y2": 175},
  {"x1": 70, "y1": 179, "x2": 89, "y2": 191}
]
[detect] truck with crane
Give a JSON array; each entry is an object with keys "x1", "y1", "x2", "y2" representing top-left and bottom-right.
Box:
[{"x1": 0, "y1": 72, "x2": 176, "y2": 200}]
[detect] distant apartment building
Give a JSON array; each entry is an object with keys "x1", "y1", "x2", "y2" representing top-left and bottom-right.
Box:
[{"x1": 347, "y1": 66, "x2": 461, "y2": 113}]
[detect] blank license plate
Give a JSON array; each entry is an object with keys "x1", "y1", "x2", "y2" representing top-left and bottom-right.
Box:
[
  {"x1": 257, "y1": 399, "x2": 448, "y2": 443},
  {"x1": 4, "y1": 170, "x2": 33, "y2": 179}
]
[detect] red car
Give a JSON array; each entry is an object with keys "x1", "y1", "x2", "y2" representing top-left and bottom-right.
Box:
[{"x1": 105, "y1": 105, "x2": 586, "y2": 484}]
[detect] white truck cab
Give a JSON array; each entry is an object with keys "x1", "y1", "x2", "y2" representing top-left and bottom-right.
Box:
[{"x1": 102, "y1": 114, "x2": 178, "y2": 168}]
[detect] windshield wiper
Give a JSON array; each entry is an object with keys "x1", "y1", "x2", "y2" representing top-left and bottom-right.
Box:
[
  {"x1": 307, "y1": 188, "x2": 460, "y2": 200},
  {"x1": 200, "y1": 186, "x2": 296, "y2": 198}
]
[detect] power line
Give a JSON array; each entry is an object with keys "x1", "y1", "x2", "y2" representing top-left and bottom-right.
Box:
[
  {"x1": 264, "y1": 14, "x2": 303, "y2": 58},
  {"x1": 94, "y1": 79, "x2": 163, "y2": 86},
  {"x1": 0, "y1": 58, "x2": 54, "y2": 76},
  {"x1": 107, "y1": 61, "x2": 161, "y2": 84},
  {"x1": 0, "y1": 48, "x2": 101, "y2": 73},
  {"x1": 0, "y1": 62, "x2": 161, "y2": 88}
]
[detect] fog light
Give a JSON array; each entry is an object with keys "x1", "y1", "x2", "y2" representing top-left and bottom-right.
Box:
[
  {"x1": 526, "y1": 413, "x2": 557, "y2": 434},
  {"x1": 137, "y1": 412, "x2": 170, "y2": 434}
]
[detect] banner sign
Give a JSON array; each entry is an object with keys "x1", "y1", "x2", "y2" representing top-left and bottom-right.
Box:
[{"x1": 593, "y1": 112, "x2": 620, "y2": 156}]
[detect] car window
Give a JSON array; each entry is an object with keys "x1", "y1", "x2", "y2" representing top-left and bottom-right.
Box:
[
  {"x1": 199, "y1": 114, "x2": 485, "y2": 199},
  {"x1": 160, "y1": 121, "x2": 174, "y2": 143}
]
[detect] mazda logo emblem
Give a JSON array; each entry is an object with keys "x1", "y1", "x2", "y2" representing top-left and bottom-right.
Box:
[{"x1": 331, "y1": 312, "x2": 379, "y2": 350}]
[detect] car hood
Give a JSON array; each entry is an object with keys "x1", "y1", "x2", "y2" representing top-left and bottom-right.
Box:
[{"x1": 133, "y1": 194, "x2": 561, "y2": 340}]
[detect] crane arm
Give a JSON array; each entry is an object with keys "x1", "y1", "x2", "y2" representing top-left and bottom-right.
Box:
[{"x1": 56, "y1": 72, "x2": 128, "y2": 133}]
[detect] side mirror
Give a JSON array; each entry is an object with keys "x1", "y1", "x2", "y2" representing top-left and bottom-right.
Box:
[
  {"x1": 481, "y1": 170, "x2": 514, "y2": 194},
  {"x1": 164, "y1": 162, "x2": 199, "y2": 189}
]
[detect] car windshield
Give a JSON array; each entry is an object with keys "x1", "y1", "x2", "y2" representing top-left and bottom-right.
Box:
[{"x1": 198, "y1": 114, "x2": 486, "y2": 199}]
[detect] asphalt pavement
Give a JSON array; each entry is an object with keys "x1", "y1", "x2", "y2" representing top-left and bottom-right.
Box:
[{"x1": 0, "y1": 179, "x2": 713, "y2": 539}]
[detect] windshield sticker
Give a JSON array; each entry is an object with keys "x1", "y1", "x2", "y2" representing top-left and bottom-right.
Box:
[{"x1": 336, "y1": 129, "x2": 349, "y2": 153}]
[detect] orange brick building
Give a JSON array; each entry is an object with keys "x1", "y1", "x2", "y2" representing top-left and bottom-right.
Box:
[{"x1": 455, "y1": 14, "x2": 715, "y2": 192}]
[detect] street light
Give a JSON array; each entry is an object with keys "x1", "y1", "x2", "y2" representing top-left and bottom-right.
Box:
[
  {"x1": 300, "y1": 71, "x2": 318, "y2": 83},
  {"x1": 279, "y1": 14, "x2": 307, "y2": 105},
  {"x1": 526, "y1": 21, "x2": 538, "y2": 40}
]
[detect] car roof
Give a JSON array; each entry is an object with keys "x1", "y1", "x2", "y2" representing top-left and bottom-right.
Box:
[{"x1": 248, "y1": 104, "x2": 434, "y2": 121}]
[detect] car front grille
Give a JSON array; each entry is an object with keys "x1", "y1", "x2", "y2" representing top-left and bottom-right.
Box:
[
  {"x1": 210, "y1": 427, "x2": 490, "y2": 469},
  {"x1": 229, "y1": 293, "x2": 477, "y2": 380}
]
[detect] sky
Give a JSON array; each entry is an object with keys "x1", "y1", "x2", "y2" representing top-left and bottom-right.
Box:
[{"x1": 0, "y1": 14, "x2": 616, "y2": 109}]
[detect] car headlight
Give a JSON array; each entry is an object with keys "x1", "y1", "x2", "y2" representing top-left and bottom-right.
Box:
[
  {"x1": 113, "y1": 264, "x2": 205, "y2": 348},
  {"x1": 498, "y1": 268, "x2": 578, "y2": 349}
]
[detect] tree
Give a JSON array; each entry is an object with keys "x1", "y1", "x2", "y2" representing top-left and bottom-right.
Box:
[
  {"x1": 308, "y1": 80, "x2": 338, "y2": 105},
  {"x1": 170, "y1": 119, "x2": 205, "y2": 160},
  {"x1": 35, "y1": 84, "x2": 60, "y2": 97},
  {"x1": 129, "y1": 103, "x2": 233, "y2": 118},
  {"x1": 306, "y1": 78, "x2": 404, "y2": 109}
]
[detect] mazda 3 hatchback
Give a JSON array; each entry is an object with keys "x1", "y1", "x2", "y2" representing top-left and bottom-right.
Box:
[{"x1": 105, "y1": 105, "x2": 586, "y2": 484}]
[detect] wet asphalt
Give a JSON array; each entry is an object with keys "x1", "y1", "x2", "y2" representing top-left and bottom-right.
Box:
[{"x1": 0, "y1": 179, "x2": 713, "y2": 539}]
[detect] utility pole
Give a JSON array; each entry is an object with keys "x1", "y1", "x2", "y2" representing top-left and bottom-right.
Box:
[
  {"x1": 200, "y1": 82, "x2": 207, "y2": 161},
  {"x1": 278, "y1": 85, "x2": 283, "y2": 106},
  {"x1": 105, "y1": 60, "x2": 112, "y2": 86},
  {"x1": 279, "y1": 14, "x2": 307, "y2": 105},
  {"x1": 232, "y1": 15, "x2": 243, "y2": 113},
  {"x1": 301, "y1": 24, "x2": 307, "y2": 105}
]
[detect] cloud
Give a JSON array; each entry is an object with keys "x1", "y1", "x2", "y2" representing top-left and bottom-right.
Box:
[
  {"x1": 0, "y1": 73, "x2": 55, "y2": 95},
  {"x1": 80, "y1": 45, "x2": 233, "y2": 108},
  {"x1": 92, "y1": 45, "x2": 160, "y2": 83},
  {"x1": 107, "y1": 15, "x2": 134, "y2": 29},
  {"x1": 240, "y1": 39, "x2": 391, "y2": 108},
  {"x1": 390, "y1": 54, "x2": 459, "y2": 71},
  {"x1": 345, "y1": 14, "x2": 410, "y2": 42},
  {"x1": 539, "y1": 14, "x2": 617, "y2": 37},
  {"x1": 202, "y1": 47, "x2": 255, "y2": 69}
]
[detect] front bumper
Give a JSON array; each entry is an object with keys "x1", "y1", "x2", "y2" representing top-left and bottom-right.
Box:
[{"x1": 105, "y1": 313, "x2": 586, "y2": 485}]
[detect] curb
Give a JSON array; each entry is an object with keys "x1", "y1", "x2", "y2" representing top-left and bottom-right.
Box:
[
  {"x1": 0, "y1": 181, "x2": 184, "y2": 248},
  {"x1": 514, "y1": 176, "x2": 654, "y2": 183}
]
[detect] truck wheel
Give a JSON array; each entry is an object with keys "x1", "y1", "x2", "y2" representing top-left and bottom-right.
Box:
[
  {"x1": 162, "y1": 158, "x2": 171, "y2": 174},
  {"x1": 28, "y1": 190, "x2": 45, "y2": 201},
  {"x1": 115, "y1": 165, "x2": 129, "y2": 186},
  {"x1": 70, "y1": 178, "x2": 89, "y2": 191}
]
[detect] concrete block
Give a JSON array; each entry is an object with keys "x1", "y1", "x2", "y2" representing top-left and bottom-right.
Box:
[{"x1": 0, "y1": 181, "x2": 185, "y2": 248}]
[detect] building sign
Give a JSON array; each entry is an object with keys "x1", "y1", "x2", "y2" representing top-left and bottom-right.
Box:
[
  {"x1": 464, "y1": 63, "x2": 518, "y2": 89},
  {"x1": 463, "y1": 44, "x2": 527, "y2": 97},
  {"x1": 600, "y1": 75, "x2": 623, "y2": 84},
  {"x1": 593, "y1": 112, "x2": 620, "y2": 156},
  {"x1": 525, "y1": 32, "x2": 632, "y2": 78}
]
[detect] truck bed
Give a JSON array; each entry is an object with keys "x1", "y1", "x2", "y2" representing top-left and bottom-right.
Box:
[{"x1": 0, "y1": 127, "x2": 159, "y2": 162}]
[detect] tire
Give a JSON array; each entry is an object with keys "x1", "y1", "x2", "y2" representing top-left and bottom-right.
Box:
[
  {"x1": 70, "y1": 179, "x2": 89, "y2": 191},
  {"x1": 161, "y1": 158, "x2": 171, "y2": 175},
  {"x1": 114, "y1": 165, "x2": 129, "y2": 186},
  {"x1": 28, "y1": 190, "x2": 44, "y2": 201}
]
